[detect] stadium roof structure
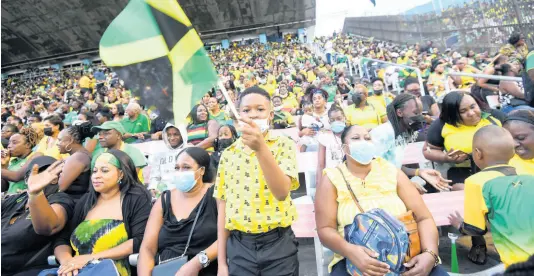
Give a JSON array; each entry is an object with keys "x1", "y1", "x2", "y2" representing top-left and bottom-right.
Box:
[{"x1": 1, "y1": 0, "x2": 315, "y2": 68}]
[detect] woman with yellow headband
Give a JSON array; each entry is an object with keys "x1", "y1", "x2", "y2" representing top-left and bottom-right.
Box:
[{"x1": 43, "y1": 150, "x2": 152, "y2": 276}]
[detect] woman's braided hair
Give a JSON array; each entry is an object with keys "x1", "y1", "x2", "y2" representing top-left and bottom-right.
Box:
[{"x1": 19, "y1": 127, "x2": 39, "y2": 149}]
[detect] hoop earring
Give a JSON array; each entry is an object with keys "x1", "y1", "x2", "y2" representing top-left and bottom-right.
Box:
[{"x1": 65, "y1": 145, "x2": 72, "y2": 152}]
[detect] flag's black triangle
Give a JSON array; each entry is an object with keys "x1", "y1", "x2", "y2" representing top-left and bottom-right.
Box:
[{"x1": 150, "y1": 6, "x2": 191, "y2": 51}]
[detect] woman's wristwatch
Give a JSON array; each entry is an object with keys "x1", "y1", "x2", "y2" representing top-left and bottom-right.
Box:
[
  {"x1": 422, "y1": 249, "x2": 441, "y2": 267},
  {"x1": 197, "y1": 251, "x2": 210, "y2": 268}
]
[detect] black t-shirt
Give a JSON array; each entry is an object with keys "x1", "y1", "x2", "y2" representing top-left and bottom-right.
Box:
[
  {"x1": 1, "y1": 192, "x2": 75, "y2": 275},
  {"x1": 426, "y1": 109, "x2": 506, "y2": 148},
  {"x1": 420, "y1": 95, "x2": 436, "y2": 113},
  {"x1": 157, "y1": 187, "x2": 218, "y2": 276}
]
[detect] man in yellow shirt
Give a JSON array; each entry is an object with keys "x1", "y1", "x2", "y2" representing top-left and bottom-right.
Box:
[
  {"x1": 215, "y1": 87, "x2": 299, "y2": 276},
  {"x1": 367, "y1": 78, "x2": 395, "y2": 109},
  {"x1": 78, "y1": 73, "x2": 92, "y2": 94},
  {"x1": 452, "y1": 57, "x2": 481, "y2": 89}
]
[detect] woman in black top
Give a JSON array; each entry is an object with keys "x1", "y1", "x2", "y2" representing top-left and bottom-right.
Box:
[
  {"x1": 1, "y1": 156, "x2": 74, "y2": 276},
  {"x1": 56, "y1": 122, "x2": 94, "y2": 200},
  {"x1": 138, "y1": 147, "x2": 218, "y2": 276},
  {"x1": 51, "y1": 150, "x2": 152, "y2": 276}
]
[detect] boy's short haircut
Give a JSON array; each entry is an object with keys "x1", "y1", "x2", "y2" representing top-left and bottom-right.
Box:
[{"x1": 238, "y1": 86, "x2": 271, "y2": 107}]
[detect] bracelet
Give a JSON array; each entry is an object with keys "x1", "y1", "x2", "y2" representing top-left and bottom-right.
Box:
[
  {"x1": 422, "y1": 249, "x2": 440, "y2": 267},
  {"x1": 28, "y1": 190, "x2": 44, "y2": 200},
  {"x1": 415, "y1": 169, "x2": 420, "y2": 177}
]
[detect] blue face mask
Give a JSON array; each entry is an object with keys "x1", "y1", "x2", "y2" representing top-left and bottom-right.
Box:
[
  {"x1": 347, "y1": 140, "x2": 376, "y2": 165},
  {"x1": 331, "y1": 121, "x2": 346, "y2": 134},
  {"x1": 170, "y1": 170, "x2": 199, "y2": 192}
]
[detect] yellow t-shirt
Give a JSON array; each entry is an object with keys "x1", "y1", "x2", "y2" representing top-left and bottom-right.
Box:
[
  {"x1": 428, "y1": 73, "x2": 447, "y2": 97},
  {"x1": 464, "y1": 165, "x2": 509, "y2": 230},
  {"x1": 281, "y1": 94, "x2": 299, "y2": 110},
  {"x1": 259, "y1": 83, "x2": 277, "y2": 96},
  {"x1": 307, "y1": 70, "x2": 317, "y2": 83},
  {"x1": 345, "y1": 104, "x2": 385, "y2": 129},
  {"x1": 324, "y1": 159, "x2": 406, "y2": 272},
  {"x1": 214, "y1": 133, "x2": 299, "y2": 233},
  {"x1": 442, "y1": 115, "x2": 502, "y2": 154},
  {"x1": 35, "y1": 137, "x2": 70, "y2": 160},
  {"x1": 460, "y1": 66, "x2": 478, "y2": 88},
  {"x1": 509, "y1": 155, "x2": 534, "y2": 175},
  {"x1": 463, "y1": 164, "x2": 534, "y2": 267},
  {"x1": 367, "y1": 94, "x2": 395, "y2": 110},
  {"x1": 79, "y1": 76, "x2": 91, "y2": 89}
]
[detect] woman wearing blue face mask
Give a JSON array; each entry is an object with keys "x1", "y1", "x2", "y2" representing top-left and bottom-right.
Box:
[
  {"x1": 315, "y1": 107, "x2": 347, "y2": 194},
  {"x1": 315, "y1": 125, "x2": 446, "y2": 276},
  {"x1": 137, "y1": 147, "x2": 218, "y2": 276}
]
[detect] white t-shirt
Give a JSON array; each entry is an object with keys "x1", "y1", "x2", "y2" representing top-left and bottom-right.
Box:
[
  {"x1": 317, "y1": 131, "x2": 344, "y2": 169},
  {"x1": 301, "y1": 114, "x2": 324, "y2": 128},
  {"x1": 325, "y1": 40, "x2": 333, "y2": 54}
]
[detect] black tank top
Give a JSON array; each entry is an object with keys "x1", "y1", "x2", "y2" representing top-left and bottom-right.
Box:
[
  {"x1": 64, "y1": 151, "x2": 91, "y2": 200},
  {"x1": 157, "y1": 187, "x2": 218, "y2": 276}
]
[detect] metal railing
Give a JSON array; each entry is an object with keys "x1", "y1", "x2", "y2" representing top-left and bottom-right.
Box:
[
  {"x1": 444, "y1": 71, "x2": 523, "y2": 93},
  {"x1": 360, "y1": 58, "x2": 425, "y2": 96}
]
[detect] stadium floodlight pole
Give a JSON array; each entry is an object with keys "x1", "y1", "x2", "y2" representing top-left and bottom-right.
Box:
[
  {"x1": 360, "y1": 58, "x2": 425, "y2": 96},
  {"x1": 444, "y1": 72, "x2": 523, "y2": 93}
]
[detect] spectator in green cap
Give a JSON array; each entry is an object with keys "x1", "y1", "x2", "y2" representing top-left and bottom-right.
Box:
[{"x1": 91, "y1": 121, "x2": 147, "y2": 182}]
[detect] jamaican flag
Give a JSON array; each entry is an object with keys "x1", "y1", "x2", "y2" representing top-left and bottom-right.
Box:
[{"x1": 99, "y1": 0, "x2": 218, "y2": 123}]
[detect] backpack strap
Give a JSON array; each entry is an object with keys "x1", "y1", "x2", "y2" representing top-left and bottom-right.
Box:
[
  {"x1": 481, "y1": 165, "x2": 517, "y2": 176},
  {"x1": 487, "y1": 116, "x2": 498, "y2": 126}
]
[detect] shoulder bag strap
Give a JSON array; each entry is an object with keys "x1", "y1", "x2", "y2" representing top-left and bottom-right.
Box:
[
  {"x1": 181, "y1": 195, "x2": 207, "y2": 257},
  {"x1": 161, "y1": 190, "x2": 170, "y2": 220},
  {"x1": 336, "y1": 166, "x2": 365, "y2": 213}
]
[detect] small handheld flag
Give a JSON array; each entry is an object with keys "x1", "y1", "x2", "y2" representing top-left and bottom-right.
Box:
[
  {"x1": 370, "y1": 0, "x2": 376, "y2": 6},
  {"x1": 99, "y1": 0, "x2": 218, "y2": 124}
]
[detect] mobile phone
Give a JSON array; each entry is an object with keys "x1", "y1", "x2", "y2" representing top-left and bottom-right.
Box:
[{"x1": 422, "y1": 111, "x2": 429, "y2": 116}]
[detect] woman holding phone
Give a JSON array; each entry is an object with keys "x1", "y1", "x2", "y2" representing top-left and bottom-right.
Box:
[{"x1": 422, "y1": 91, "x2": 505, "y2": 265}]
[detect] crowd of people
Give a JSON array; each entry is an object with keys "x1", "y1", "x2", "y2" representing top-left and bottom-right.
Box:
[{"x1": 1, "y1": 29, "x2": 534, "y2": 276}]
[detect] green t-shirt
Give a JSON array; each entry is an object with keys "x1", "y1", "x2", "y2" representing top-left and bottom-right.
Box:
[
  {"x1": 482, "y1": 174, "x2": 534, "y2": 266},
  {"x1": 209, "y1": 110, "x2": 228, "y2": 125},
  {"x1": 92, "y1": 143, "x2": 147, "y2": 169},
  {"x1": 322, "y1": 85, "x2": 337, "y2": 102},
  {"x1": 121, "y1": 114, "x2": 150, "y2": 143},
  {"x1": 526, "y1": 51, "x2": 534, "y2": 72},
  {"x1": 63, "y1": 111, "x2": 79, "y2": 125},
  {"x1": 7, "y1": 154, "x2": 33, "y2": 193}
]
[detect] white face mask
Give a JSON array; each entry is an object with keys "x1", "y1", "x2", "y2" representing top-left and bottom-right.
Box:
[{"x1": 252, "y1": 119, "x2": 270, "y2": 133}]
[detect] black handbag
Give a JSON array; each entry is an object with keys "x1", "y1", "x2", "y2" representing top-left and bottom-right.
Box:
[{"x1": 151, "y1": 194, "x2": 206, "y2": 276}]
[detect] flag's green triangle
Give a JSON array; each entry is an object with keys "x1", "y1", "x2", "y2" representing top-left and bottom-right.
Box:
[
  {"x1": 179, "y1": 48, "x2": 219, "y2": 107},
  {"x1": 100, "y1": 0, "x2": 161, "y2": 47}
]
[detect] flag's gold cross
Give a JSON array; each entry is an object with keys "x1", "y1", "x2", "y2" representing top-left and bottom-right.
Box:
[{"x1": 512, "y1": 181, "x2": 522, "y2": 188}]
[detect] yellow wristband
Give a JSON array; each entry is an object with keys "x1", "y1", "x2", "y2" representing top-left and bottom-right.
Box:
[{"x1": 415, "y1": 169, "x2": 420, "y2": 177}]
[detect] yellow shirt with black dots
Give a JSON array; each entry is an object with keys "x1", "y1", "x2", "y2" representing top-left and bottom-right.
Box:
[{"x1": 214, "y1": 132, "x2": 299, "y2": 234}]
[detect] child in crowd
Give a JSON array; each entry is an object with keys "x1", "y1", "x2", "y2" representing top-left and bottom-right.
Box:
[
  {"x1": 211, "y1": 124, "x2": 238, "y2": 170},
  {"x1": 271, "y1": 96, "x2": 295, "y2": 129},
  {"x1": 215, "y1": 86, "x2": 300, "y2": 276},
  {"x1": 300, "y1": 101, "x2": 323, "y2": 152},
  {"x1": 448, "y1": 125, "x2": 534, "y2": 267}
]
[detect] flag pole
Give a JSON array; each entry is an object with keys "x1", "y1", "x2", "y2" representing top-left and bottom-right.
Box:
[{"x1": 217, "y1": 81, "x2": 241, "y2": 120}]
